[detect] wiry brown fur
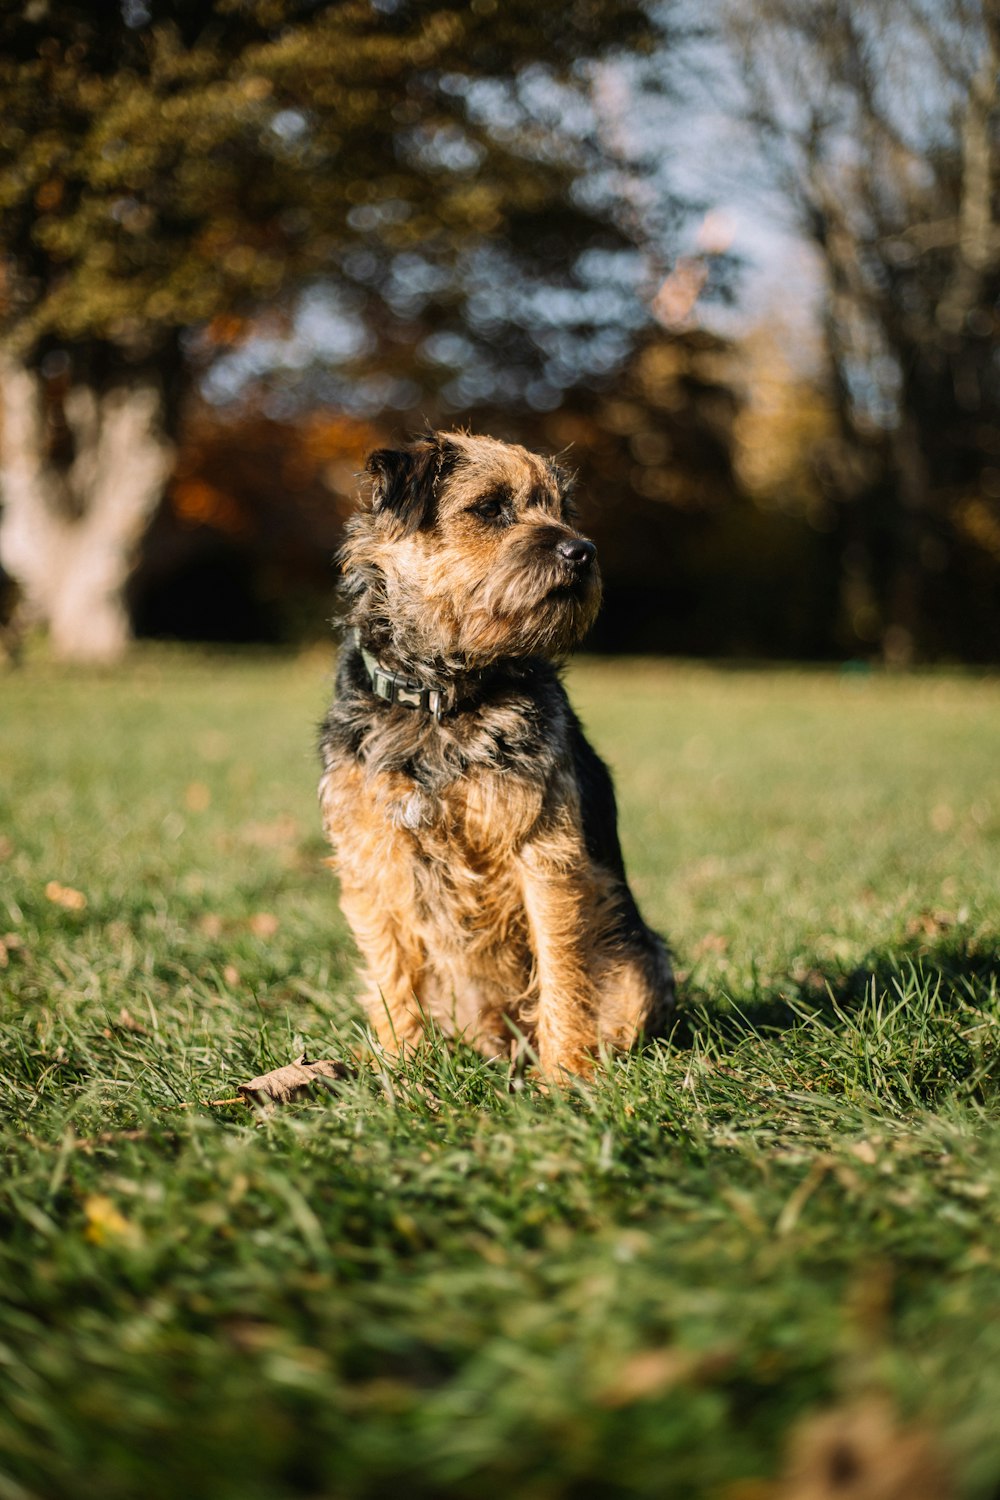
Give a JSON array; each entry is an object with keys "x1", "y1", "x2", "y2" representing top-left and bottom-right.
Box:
[{"x1": 319, "y1": 430, "x2": 673, "y2": 1078}]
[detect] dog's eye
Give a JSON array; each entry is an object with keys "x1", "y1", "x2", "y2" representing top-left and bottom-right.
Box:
[{"x1": 470, "y1": 494, "x2": 509, "y2": 523}]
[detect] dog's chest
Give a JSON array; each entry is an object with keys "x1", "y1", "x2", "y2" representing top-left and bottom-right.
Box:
[
  {"x1": 320, "y1": 757, "x2": 544, "y2": 874},
  {"x1": 320, "y1": 757, "x2": 538, "y2": 1016},
  {"x1": 385, "y1": 765, "x2": 544, "y2": 869}
]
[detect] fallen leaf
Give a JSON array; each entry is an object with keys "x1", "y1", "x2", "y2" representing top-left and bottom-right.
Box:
[
  {"x1": 249, "y1": 912, "x2": 279, "y2": 938},
  {"x1": 238, "y1": 1052, "x2": 353, "y2": 1106},
  {"x1": 83, "y1": 1194, "x2": 143, "y2": 1249},
  {"x1": 779, "y1": 1396, "x2": 953, "y2": 1499},
  {"x1": 905, "y1": 909, "x2": 953, "y2": 939},
  {"x1": 184, "y1": 781, "x2": 211, "y2": 812},
  {"x1": 115, "y1": 1007, "x2": 148, "y2": 1036},
  {"x1": 598, "y1": 1348, "x2": 692, "y2": 1407},
  {"x1": 929, "y1": 803, "x2": 954, "y2": 833},
  {"x1": 692, "y1": 932, "x2": 729, "y2": 957},
  {"x1": 45, "y1": 881, "x2": 87, "y2": 911}
]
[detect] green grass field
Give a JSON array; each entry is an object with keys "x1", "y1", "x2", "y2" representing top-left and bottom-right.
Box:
[{"x1": 2, "y1": 650, "x2": 999, "y2": 1499}]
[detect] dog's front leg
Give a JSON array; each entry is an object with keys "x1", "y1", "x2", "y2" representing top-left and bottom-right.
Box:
[
  {"x1": 321, "y1": 763, "x2": 429, "y2": 1054},
  {"x1": 337, "y1": 877, "x2": 428, "y2": 1054},
  {"x1": 517, "y1": 817, "x2": 601, "y2": 1079}
]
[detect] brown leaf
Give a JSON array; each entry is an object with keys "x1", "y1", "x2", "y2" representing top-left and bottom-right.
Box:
[
  {"x1": 598, "y1": 1349, "x2": 692, "y2": 1407},
  {"x1": 905, "y1": 909, "x2": 953, "y2": 939},
  {"x1": 184, "y1": 781, "x2": 212, "y2": 812},
  {"x1": 115, "y1": 1007, "x2": 148, "y2": 1036},
  {"x1": 248, "y1": 912, "x2": 280, "y2": 938},
  {"x1": 45, "y1": 881, "x2": 87, "y2": 911},
  {"x1": 692, "y1": 932, "x2": 730, "y2": 958},
  {"x1": 779, "y1": 1397, "x2": 953, "y2": 1500},
  {"x1": 238, "y1": 1052, "x2": 353, "y2": 1106}
]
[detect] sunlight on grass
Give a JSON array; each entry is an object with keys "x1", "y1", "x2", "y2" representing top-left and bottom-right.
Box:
[{"x1": 1, "y1": 649, "x2": 999, "y2": 1499}]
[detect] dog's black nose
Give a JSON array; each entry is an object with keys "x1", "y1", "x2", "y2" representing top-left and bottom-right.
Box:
[{"x1": 556, "y1": 537, "x2": 597, "y2": 567}]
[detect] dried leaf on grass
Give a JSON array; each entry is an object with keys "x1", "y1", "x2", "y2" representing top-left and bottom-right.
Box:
[
  {"x1": 45, "y1": 880, "x2": 87, "y2": 911},
  {"x1": 83, "y1": 1194, "x2": 143, "y2": 1249},
  {"x1": 106, "y1": 1007, "x2": 148, "y2": 1037},
  {"x1": 905, "y1": 908, "x2": 956, "y2": 940},
  {"x1": 238, "y1": 1052, "x2": 353, "y2": 1106},
  {"x1": 248, "y1": 912, "x2": 280, "y2": 938},
  {"x1": 779, "y1": 1397, "x2": 953, "y2": 1500},
  {"x1": 598, "y1": 1344, "x2": 734, "y2": 1409}
]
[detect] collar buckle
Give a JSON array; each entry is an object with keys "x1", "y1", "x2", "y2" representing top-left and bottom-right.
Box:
[{"x1": 356, "y1": 635, "x2": 450, "y2": 722}]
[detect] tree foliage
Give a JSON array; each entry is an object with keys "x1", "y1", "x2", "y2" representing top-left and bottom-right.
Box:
[
  {"x1": 0, "y1": 0, "x2": 663, "y2": 392},
  {"x1": 0, "y1": 0, "x2": 679, "y2": 661},
  {"x1": 730, "y1": 0, "x2": 1000, "y2": 663}
]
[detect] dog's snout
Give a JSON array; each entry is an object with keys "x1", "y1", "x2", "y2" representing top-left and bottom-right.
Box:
[{"x1": 556, "y1": 537, "x2": 597, "y2": 568}]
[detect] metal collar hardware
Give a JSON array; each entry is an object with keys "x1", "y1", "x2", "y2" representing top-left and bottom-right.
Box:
[{"x1": 356, "y1": 638, "x2": 449, "y2": 722}]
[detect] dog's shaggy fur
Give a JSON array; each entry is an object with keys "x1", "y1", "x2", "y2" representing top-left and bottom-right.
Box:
[{"x1": 319, "y1": 431, "x2": 672, "y2": 1077}]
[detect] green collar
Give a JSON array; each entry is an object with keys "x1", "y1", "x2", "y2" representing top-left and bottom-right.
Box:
[{"x1": 354, "y1": 632, "x2": 452, "y2": 722}]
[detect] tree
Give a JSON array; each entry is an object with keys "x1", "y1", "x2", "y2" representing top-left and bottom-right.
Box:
[
  {"x1": 728, "y1": 0, "x2": 1000, "y2": 663},
  {"x1": 0, "y1": 0, "x2": 664, "y2": 659}
]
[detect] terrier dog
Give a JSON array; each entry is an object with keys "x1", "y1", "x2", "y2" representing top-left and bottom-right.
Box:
[{"x1": 318, "y1": 431, "x2": 673, "y2": 1078}]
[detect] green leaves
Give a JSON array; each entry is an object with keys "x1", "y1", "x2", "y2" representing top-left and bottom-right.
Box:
[{"x1": 0, "y1": 0, "x2": 660, "y2": 361}]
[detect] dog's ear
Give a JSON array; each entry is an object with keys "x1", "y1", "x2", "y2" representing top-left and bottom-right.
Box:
[{"x1": 366, "y1": 435, "x2": 450, "y2": 535}]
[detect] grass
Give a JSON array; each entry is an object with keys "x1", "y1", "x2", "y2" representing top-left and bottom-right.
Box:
[{"x1": 1, "y1": 647, "x2": 999, "y2": 1499}]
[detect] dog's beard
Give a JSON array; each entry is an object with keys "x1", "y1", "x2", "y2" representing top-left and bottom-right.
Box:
[
  {"x1": 345, "y1": 534, "x2": 601, "y2": 670},
  {"x1": 453, "y1": 561, "x2": 602, "y2": 664}
]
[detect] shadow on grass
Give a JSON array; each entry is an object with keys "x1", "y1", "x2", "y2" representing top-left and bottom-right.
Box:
[{"x1": 670, "y1": 930, "x2": 1000, "y2": 1050}]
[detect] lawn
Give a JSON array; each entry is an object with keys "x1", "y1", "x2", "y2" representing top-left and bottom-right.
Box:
[{"x1": 1, "y1": 649, "x2": 999, "y2": 1499}]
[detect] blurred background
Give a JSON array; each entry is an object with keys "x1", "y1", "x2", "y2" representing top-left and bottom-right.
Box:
[{"x1": 0, "y1": 0, "x2": 997, "y2": 668}]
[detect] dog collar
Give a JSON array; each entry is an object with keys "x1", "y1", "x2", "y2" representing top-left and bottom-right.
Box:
[{"x1": 353, "y1": 632, "x2": 451, "y2": 722}]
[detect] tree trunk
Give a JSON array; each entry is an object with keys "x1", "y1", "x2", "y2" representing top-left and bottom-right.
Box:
[{"x1": 0, "y1": 358, "x2": 174, "y2": 663}]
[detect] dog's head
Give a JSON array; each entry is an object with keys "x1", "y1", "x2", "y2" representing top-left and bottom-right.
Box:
[{"x1": 341, "y1": 430, "x2": 601, "y2": 667}]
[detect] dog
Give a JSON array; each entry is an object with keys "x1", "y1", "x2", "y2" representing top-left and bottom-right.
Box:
[{"x1": 318, "y1": 430, "x2": 673, "y2": 1079}]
